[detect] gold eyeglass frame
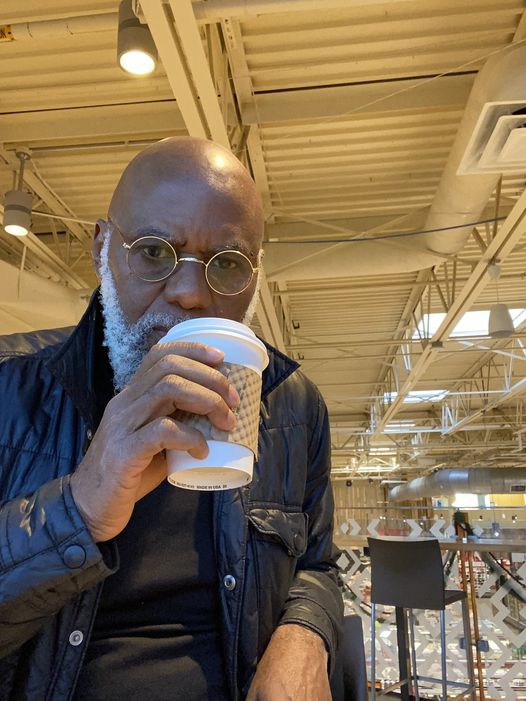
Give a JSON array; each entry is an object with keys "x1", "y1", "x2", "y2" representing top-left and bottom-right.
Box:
[{"x1": 111, "y1": 222, "x2": 260, "y2": 296}]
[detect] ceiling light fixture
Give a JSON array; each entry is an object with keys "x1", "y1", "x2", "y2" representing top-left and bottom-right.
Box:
[
  {"x1": 117, "y1": 0, "x2": 157, "y2": 76},
  {"x1": 3, "y1": 150, "x2": 32, "y2": 237},
  {"x1": 487, "y1": 261, "x2": 514, "y2": 338}
]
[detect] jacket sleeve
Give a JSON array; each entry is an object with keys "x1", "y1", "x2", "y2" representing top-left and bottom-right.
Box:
[
  {"x1": 0, "y1": 475, "x2": 117, "y2": 658},
  {"x1": 277, "y1": 388, "x2": 343, "y2": 673}
]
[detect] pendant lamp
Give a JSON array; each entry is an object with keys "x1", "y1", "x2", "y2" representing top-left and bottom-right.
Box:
[
  {"x1": 3, "y1": 150, "x2": 32, "y2": 237},
  {"x1": 487, "y1": 262, "x2": 514, "y2": 338}
]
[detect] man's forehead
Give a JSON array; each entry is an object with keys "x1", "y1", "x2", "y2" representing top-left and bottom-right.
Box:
[{"x1": 113, "y1": 182, "x2": 262, "y2": 244}]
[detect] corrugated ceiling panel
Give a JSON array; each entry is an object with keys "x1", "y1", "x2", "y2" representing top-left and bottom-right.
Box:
[{"x1": 241, "y1": 0, "x2": 524, "y2": 90}]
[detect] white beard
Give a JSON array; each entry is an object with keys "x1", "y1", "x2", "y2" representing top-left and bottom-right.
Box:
[{"x1": 98, "y1": 234, "x2": 261, "y2": 391}]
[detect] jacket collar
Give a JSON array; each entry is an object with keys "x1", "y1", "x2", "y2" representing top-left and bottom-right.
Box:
[
  {"x1": 46, "y1": 289, "x2": 299, "y2": 428},
  {"x1": 45, "y1": 290, "x2": 102, "y2": 430}
]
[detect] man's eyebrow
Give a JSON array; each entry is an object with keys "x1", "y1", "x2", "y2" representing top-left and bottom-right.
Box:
[
  {"x1": 134, "y1": 226, "x2": 171, "y2": 238},
  {"x1": 129, "y1": 227, "x2": 259, "y2": 259},
  {"x1": 210, "y1": 240, "x2": 259, "y2": 259}
]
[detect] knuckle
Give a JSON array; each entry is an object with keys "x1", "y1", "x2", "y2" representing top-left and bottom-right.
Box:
[
  {"x1": 157, "y1": 354, "x2": 180, "y2": 373},
  {"x1": 214, "y1": 369, "x2": 230, "y2": 392},
  {"x1": 211, "y1": 392, "x2": 224, "y2": 411},
  {"x1": 156, "y1": 417, "x2": 174, "y2": 434},
  {"x1": 157, "y1": 375, "x2": 181, "y2": 395}
]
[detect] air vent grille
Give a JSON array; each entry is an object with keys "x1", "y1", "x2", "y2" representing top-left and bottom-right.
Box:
[{"x1": 458, "y1": 100, "x2": 526, "y2": 175}]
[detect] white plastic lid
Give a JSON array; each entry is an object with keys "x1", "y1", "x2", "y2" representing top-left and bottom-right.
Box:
[{"x1": 160, "y1": 317, "x2": 269, "y2": 375}]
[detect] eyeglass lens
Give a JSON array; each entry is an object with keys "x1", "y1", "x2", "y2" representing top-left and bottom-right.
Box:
[{"x1": 127, "y1": 237, "x2": 255, "y2": 294}]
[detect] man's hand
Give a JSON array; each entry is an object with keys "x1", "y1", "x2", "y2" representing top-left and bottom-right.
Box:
[
  {"x1": 246, "y1": 624, "x2": 331, "y2": 701},
  {"x1": 70, "y1": 342, "x2": 239, "y2": 542}
]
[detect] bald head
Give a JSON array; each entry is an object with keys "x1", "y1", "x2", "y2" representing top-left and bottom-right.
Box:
[
  {"x1": 94, "y1": 136, "x2": 265, "y2": 334},
  {"x1": 109, "y1": 137, "x2": 263, "y2": 242}
]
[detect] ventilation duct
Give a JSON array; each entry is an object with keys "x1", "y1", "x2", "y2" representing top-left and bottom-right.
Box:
[
  {"x1": 264, "y1": 42, "x2": 526, "y2": 281},
  {"x1": 388, "y1": 468, "x2": 526, "y2": 502}
]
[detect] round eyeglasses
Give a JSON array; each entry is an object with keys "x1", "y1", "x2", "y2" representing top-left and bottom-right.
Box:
[{"x1": 113, "y1": 225, "x2": 260, "y2": 296}]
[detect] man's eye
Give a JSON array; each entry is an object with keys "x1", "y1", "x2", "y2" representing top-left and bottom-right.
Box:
[
  {"x1": 211, "y1": 254, "x2": 241, "y2": 270},
  {"x1": 139, "y1": 245, "x2": 171, "y2": 260}
]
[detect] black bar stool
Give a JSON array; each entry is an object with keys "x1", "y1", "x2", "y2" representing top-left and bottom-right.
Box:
[{"x1": 367, "y1": 537, "x2": 476, "y2": 701}]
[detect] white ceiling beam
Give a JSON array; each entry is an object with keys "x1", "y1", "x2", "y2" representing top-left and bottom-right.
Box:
[
  {"x1": 372, "y1": 187, "x2": 526, "y2": 434},
  {"x1": 513, "y1": 7, "x2": 526, "y2": 42},
  {"x1": 256, "y1": 269, "x2": 286, "y2": 353},
  {"x1": 266, "y1": 215, "x2": 418, "y2": 240},
  {"x1": 166, "y1": 0, "x2": 229, "y2": 147},
  {"x1": 192, "y1": 0, "x2": 417, "y2": 22},
  {"x1": 140, "y1": 0, "x2": 209, "y2": 140},
  {"x1": 0, "y1": 102, "x2": 185, "y2": 146},
  {"x1": 141, "y1": 0, "x2": 230, "y2": 146},
  {"x1": 244, "y1": 73, "x2": 472, "y2": 124},
  {"x1": 275, "y1": 273, "x2": 525, "y2": 298},
  {"x1": 443, "y1": 378, "x2": 526, "y2": 436},
  {"x1": 20, "y1": 234, "x2": 88, "y2": 289},
  {"x1": 220, "y1": 18, "x2": 273, "y2": 217}
]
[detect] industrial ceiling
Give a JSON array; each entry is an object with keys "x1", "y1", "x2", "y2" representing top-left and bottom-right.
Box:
[{"x1": 1, "y1": 0, "x2": 526, "y2": 484}]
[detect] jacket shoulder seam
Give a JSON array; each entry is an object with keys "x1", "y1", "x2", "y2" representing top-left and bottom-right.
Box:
[{"x1": 0, "y1": 346, "x2": 60, "y2": 361}]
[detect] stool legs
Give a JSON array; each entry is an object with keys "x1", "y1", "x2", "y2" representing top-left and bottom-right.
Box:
[
  {"x1": 371, "y1": 601, "x2": 474, "y2": 700},
  {"x1": 371, "y1": 602, "x2": 376, "y2": 701},
  {"x1": 408, "y1": 609, "x2": 420, "y2": 701},
  {"x1": 440, "y1": 609, "x2": 448, "y2": 700},
  {"x1": 461, "y1": 598, "x2": 476, "y2": 701}
]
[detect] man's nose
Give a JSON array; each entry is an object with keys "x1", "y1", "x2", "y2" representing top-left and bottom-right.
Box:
[{"x1": 162, "y1": 259, "x2": 213, "y2": 310}]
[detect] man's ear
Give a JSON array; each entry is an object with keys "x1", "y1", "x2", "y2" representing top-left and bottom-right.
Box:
[{"x1": 92, "y1": 219, "x2": 108, "y2": 279}]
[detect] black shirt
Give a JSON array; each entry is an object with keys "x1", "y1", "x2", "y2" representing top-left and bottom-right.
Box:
[
  {"x1": 74, "y1": 484, "x2": 229, "y2": 701},
  {"x1": 74, "y1": 324, "x2": 229, "y2": 700}
]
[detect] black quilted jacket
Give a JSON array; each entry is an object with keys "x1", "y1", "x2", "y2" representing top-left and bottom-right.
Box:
[{"x1": 0, "y1": 293, "x2": 342, "y2": 701}]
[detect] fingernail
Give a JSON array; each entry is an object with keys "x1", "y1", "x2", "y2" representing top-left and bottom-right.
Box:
[
  {"x1": 208, "y1": 347, "x2": 224, "y2": 362},
  {"x1": 227, "y1": 410, "x2": 237, "y2": 429},
  {"x1": 228, "y1": 385, "x2": 240, "y2": 408}
]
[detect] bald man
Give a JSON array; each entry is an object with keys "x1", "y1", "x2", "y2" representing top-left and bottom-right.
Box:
[{"x1": 0, "y1": 138, "x2": 343, "y2": 701}]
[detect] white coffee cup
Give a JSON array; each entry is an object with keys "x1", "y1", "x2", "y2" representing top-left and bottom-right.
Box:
[{"x1": 159, "y1": 318, "x2": 269, "y2": 490}]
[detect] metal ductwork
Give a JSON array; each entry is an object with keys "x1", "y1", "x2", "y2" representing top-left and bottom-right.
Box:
[
  {"x1": 264, "y1": 42, "x2": 526, "y2": 281},
  {"x1": 389, "y1": 468, "x2": 526, "y2": 502}
]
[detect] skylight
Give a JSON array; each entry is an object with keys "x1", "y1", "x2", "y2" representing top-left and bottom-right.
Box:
[
  {"x1": 357, "y1": 465, "x2": 396, "y2": 473},
  {"x1": 384, "y1": 421, "x2": 416, "y2": 433},
  {"x1": 413, "y1": 309, "x2": 526, "y2": 339},
  {"x1": 384, "y1": 389, "x2": 448, "y2": 404}
]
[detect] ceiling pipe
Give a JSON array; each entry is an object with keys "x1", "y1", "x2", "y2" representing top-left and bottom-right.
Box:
[
  {"x1": 389, "y1": 467, "x2": 526, "y2": 502},
  {"x1": 264, "y1": 42, "x2": 526, "y2": 281},
  {"x1": 1, "y1": 14, "x2": 118, "y2": 42}
]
